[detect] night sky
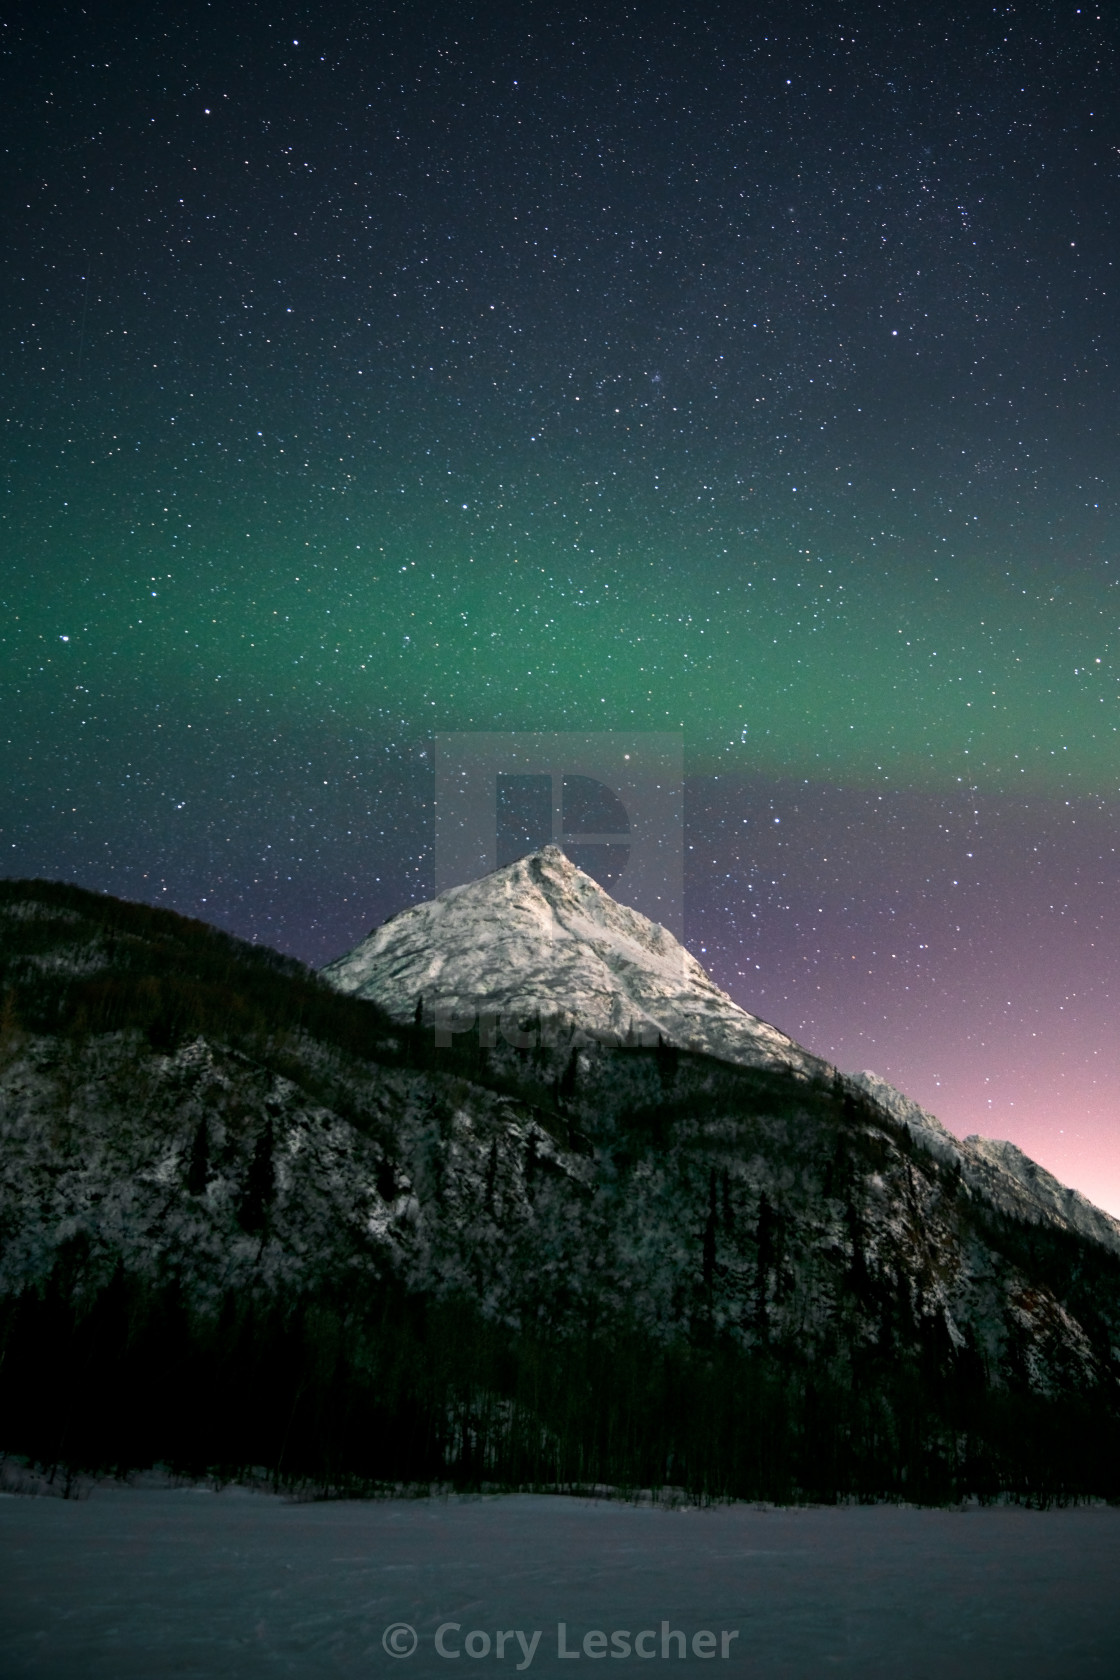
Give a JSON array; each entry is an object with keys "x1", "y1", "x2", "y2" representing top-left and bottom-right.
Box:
[{"x1": 4, "y1": 2, "x2": 1120, "y2": 1212}]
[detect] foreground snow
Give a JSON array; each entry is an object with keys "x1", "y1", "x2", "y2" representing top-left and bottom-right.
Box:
[{"x1": 2, "y1": 1487, "x2": 1119, "y2": 1678}]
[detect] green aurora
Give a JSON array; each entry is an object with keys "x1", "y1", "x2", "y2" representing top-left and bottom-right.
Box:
[{"x1": 8, "y1": 475, "x2": 1119, "y2": 797}]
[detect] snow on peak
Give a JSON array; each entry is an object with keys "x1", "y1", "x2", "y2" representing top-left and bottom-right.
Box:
[{"x1": 323, "y1": 846, "x2": 826, "y2": 1076}]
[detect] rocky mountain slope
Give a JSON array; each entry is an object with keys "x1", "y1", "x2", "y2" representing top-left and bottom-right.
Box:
[{"x1": 2, "y1": 871, "x2": 1119, "y2": 1500}]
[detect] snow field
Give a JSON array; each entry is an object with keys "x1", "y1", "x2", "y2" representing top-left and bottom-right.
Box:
[{"x1": 2, "y1": 1489, "x2": 1119, "y2": 1679}]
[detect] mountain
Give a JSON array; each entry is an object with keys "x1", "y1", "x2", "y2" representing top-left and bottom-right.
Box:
[
  {"x1": 324, "y1": 846, "x2": 1120, "y2": 1260},
  {"x1": 323, "y1": 845, "x2": 824, "y2": 1077},
  {"x1": 2, "y1": 869, "x2": 1119, "y2": 1502}
]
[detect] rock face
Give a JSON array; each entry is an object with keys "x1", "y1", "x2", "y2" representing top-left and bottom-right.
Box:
[
  {"x1": 323, "y1": 845, "x2": 826, "y2": 1077},
  {"x1": 2, "y1": 872, "x2": 1120, "y2": 1499}
]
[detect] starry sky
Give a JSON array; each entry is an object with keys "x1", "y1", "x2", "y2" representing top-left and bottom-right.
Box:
[{"x1": 4, "y1": 1, "x2": 1120, "y2": 1212}]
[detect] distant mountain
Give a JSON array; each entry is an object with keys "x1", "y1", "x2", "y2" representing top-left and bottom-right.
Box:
[{"x1": 2, "y1": 868, "x2": 1119, "y2": 1502}]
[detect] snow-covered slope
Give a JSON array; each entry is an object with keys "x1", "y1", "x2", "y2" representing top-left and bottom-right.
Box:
[
  {"x1": 963, "y1": 1134, "x2": 1120, "y2": 1257},
  {"x1": 323, "y1": 846, "x2": 828, "y2": 1078},
  {"x1": 848, "y1": 1069, "x2": 1120, "y2": 1258},
  {"x1": 845, "y1": 1069, "x2": 965, "y2": 1169}
]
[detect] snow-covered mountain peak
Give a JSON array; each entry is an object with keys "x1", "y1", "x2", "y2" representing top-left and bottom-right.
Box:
[{"x1": 323, "y1": 846, "x2": 827, "y2": 1076}]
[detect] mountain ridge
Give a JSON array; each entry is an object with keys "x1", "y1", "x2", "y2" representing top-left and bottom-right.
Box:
[{"x1": 2, "y1": 870, "x2": 1119, "y2": 1501}]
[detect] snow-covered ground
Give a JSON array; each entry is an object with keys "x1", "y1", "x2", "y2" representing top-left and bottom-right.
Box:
[{"x1": 2, "y1": 1488, "x2": 1118, "y2": 1678}]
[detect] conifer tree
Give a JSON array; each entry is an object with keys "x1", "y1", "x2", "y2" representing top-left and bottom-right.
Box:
[
  {"x1": 186, "y1": 1117, "x2": 209, "y2": 1197},
  {"x1": 237, "y1": 1119, "x2": 275, "y2": 1234}
]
